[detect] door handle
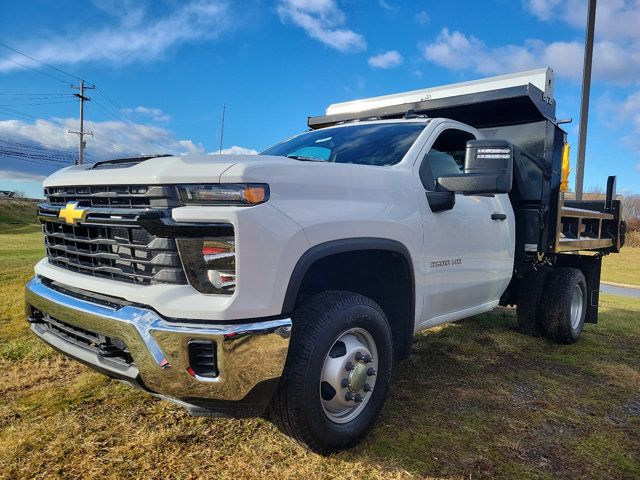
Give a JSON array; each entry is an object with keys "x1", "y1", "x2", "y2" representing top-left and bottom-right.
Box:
[{"x1": 491, "y1": 213, "x2": 507, "y2": 220}]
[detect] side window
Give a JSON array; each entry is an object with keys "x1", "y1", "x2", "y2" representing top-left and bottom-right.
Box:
[{"x1": 419, "y1": 129, "x2": 475, "y2": 190}]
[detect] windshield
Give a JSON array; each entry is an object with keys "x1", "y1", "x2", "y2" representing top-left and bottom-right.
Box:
[{"x1": 261, "y1": 122, "x2": 427, "y2": 167}]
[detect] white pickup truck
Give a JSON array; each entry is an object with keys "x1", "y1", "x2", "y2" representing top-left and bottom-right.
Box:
[{"x1": 25, "y1": 69, "x2": 625, "y2": 453}]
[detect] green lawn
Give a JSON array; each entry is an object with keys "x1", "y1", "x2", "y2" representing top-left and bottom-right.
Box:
[
  {"x1": 0, "y1": 200, "x2": 37, "y2": 233},
  {"x1": 1, "y1": 226, "x2": 639, "y2": 479},
  {"x1": 602, "y1": 246, "x2": 640, "y2": 286}
]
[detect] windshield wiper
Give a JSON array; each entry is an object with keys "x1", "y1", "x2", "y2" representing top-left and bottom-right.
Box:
[{"x1": 286, "y1": 155, "x2": 328, "y2": 162}]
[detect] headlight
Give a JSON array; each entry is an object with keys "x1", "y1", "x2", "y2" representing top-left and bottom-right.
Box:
[
  {"x1": 177, "y1": 184, "x2": 269, "y2": 206},
  {"x1": 177, "y1": 236, "x2": 236, "y2": 294}
]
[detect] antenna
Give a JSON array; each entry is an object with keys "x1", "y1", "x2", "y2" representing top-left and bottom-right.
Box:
[{"x1": 218, "y1": 103, "x2": 226, "y2": 155}]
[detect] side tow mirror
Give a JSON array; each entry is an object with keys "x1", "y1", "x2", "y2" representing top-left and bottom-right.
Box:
[{"x1": 436, "y1": 140, "x2": 513, "y2": 194}]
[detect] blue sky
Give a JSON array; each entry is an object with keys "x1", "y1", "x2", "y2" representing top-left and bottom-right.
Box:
[{"x1": 1, "y1": 0, "x2": 639, "y2": 198}]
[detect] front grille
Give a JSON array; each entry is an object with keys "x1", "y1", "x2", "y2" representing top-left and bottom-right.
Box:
[
  {"x1": 43, "y1": 220, "x2": 187, "y2": 285},
  {"x1": 31, "y1": 308, "x2": 133, "y2": 366},
  {"x1": 44, "y1": 185, "x2": 179, "y2": 209}
]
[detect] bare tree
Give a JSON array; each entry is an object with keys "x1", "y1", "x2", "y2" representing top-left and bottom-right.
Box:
[{"x1": 622, "y1": 194, "x2": 640, "y2": 221}]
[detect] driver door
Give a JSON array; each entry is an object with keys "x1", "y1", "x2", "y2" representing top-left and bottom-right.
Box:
[{"x1": 417, "y1": 125, "x2": 514, "y2": 327}]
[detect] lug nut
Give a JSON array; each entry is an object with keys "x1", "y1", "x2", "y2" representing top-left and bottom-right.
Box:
[
  {"x1": 355, "y1": 352, "x2": 364, "y2": 361},
  {"x1": 345, "y1": 392, "x2": 354, "y2": 401},
  {"x1": 354, "y1": 393, "x2": 363, "y2": 403},
  {"x1": 363, "y1": 383, "x2": 372, "y2": 392},
  {"x1": 364, "y1": 354, "x2": 372, "y2": 363},
  {"x1": 367, "y1": 367, "x2": 377, "y2": 376},
  {"x1": 345, "y1": 361, "x2": 355, "y2": 371},
  {"x1": 341, "y1": 378, "x2": 349, "y2": 388}
]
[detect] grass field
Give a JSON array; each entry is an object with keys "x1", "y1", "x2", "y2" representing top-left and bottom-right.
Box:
[
  {"x1": 0, "y1": 200, "x2": 37, "y2": 233},
  {"x1": 1, "y1": 217, "x2": 639, "y2": 479},
  {"x1": 602, "y1": 247, "x2": 640, "y2": 286}
]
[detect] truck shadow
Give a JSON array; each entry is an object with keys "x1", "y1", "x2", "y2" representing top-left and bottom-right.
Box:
[{"x1": 327, "y1": 305, "x2": 640, "y2": 479}]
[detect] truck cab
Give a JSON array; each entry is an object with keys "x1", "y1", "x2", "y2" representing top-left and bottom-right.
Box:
[{"x1": 25, "y1": 68, "x2": 624, "y2": 453}]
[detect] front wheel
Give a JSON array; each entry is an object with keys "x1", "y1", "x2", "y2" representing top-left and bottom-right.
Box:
[{"x1": 269, "y1": 291, "x2": 393, "y2": 454}]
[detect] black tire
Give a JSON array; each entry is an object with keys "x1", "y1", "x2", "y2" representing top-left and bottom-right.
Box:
[
  {"x1": 516, "y1": 269, "x2": 551, "y2": 335},
  {"x1": 541, "y1": 268, "x2": 587, "y2": 344},
  {"x1": 269, "y1": 291, "x2": 393, "y2": 454}
]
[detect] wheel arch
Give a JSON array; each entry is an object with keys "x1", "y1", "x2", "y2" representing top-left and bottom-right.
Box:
[{"x1": 282, "y1": 238, "x2": 416, "y2": 360}]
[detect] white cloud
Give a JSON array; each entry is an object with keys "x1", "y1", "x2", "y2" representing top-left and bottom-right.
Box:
[
  {"x1": 524, "y1": 0, "x2": 640, "y2": 42},
  {"x1": 524, "y1": 0, "x2": 565, "y2": 21},
  {"x1": 519, "y1": 0, "x2": 640, "y2": 84},
  {"x1": 0, "y1": 117, "x2": 205, "y2": 180},
  {"x1": 603, "y1": 90, "x2": 640, "y2": 172},
  {"x1": 122, "y1": 106, "x2": 171, "y2": 122},
  {"x1": 0, "y1": 117, "x2": 259, "y2": 181},
  {"x1": 621, "y1": 91, "x2": 640, "y2": 132},
  {"x1": 219, "y1": 146, "x2": 258, "y2": 155},
  {"x1": 415, "y1": 10, "x2": 430, "y2": 26},
  {"x1": 0, "y1": 1, "x2": 232, "y2": 72},
  {"x1": 421, "y1": 28, "x2": 640, "y2": 83},
  {"x1": 276, "y1": 0, "x2": 366, "y2": 52},
  {"x1": 0, "y1": 170, "x2": 48, "y2": 182},
  {"x1": 368, "y1": 50, "x2": 404, "y2": 69},
  {"x1": 378, "y1": 0, "x2": 397, "y2": 12}
]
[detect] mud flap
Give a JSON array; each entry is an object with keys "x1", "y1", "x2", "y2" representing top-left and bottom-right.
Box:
[{"x1": 555, "y1": 254, "x2": 601, "y2": 324}]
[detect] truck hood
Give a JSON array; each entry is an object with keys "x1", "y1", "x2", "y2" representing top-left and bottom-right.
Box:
[
  {"x1": 43, "y1": 154, "x2": 410, "y2": 205},
  {"x1": 43, "y1": 154, "x2": 268, "y2": 187}
]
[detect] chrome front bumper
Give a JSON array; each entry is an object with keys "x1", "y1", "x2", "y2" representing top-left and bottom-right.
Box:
[{"x1": 25, "y1": 276, "x2": 291, "y2": 403}]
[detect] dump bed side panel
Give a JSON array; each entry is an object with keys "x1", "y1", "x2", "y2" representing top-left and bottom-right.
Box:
[{"x1": 479, "y1": 121, "x2": 564, "y2": 266}]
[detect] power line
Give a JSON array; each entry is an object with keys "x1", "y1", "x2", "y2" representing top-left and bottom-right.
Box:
[
  {"x1": 0, "y1": 52, "x2": 71, "y2": 85},
  {"x1": 91, "y1": 97, "x2": 170, "y2": 153},
  {"x1": 85, "y1": 101, "x2": 131, "y2": 154},
  {"x1": 0, "y1": 141, "x2": 76, "y2": 158},
  {"x1": 0, "y1": 40, "x2": 83, "y2": 82},
  {"x1": 92, "y1": 133, "x2": 130, "y2": 152},
  {"x1": 0, "y1": 100, "x2": 76, "y2": 107},
  {"x1": 0, "y1": 143, "x2": 77, "y2": 166},
  {"x1": 0, "y1": 139, "x2": 77, "y2": 158},
  {"x1": 0, "y1": 93, "x2": 74, "y2": 97},
  {"x1": 0, "y1": 41, "x2": 172, "y2": 161},
  {"x1": 0, "y1": 106, "x2": 39, "y2": 121}
]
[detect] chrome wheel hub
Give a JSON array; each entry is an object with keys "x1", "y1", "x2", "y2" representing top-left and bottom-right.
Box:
[
  {"x1": 320, "y1": 327, "x2": 378, "y2": 424},
  {"x1": 570, "y1": 284, "x2": 584, "y2": 330},
  {"x1": 348, "y1": 363, "x2": 368, "y2": 392}
]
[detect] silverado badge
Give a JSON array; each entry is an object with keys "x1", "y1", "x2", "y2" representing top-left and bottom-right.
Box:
[{"x1": 58, "y1": 202, "x2": 87, "y2": 225}]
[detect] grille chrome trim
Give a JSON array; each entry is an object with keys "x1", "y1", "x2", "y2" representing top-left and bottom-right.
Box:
[
  {"x1": 44, "y1": 184, "x2": 179, "y2": 209},
  {"x1": 39, "y1": 199, "x2": 187, "y2": 285}
]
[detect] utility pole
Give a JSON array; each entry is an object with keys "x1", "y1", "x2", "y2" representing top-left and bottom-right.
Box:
[
  {"x1": 218, "y1": 103, "x2": 226, "y2": 155},
  {"x1": 575, "y1": 0, "x2": 597, "y2": 200},
  {"x1": 69, "y1": 80, "x2": 95, "y2": 165}
]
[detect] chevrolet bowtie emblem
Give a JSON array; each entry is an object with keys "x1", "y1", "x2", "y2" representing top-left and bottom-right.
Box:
[{"x1": 58, "y1": 202, "x2": 88, "y2": 225}]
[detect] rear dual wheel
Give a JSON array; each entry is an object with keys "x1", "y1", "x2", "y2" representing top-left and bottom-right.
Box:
[
  {"x1": 517, "y1": 267, "x2": 587, "y2": 344},
  {"x1": 541, "y1": 268, "x2": 587, "y2": 344}
]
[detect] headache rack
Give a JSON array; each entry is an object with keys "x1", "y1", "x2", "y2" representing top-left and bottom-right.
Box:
[{"x1": 308, "y1": 68, "x2": 625, "y2": 268}]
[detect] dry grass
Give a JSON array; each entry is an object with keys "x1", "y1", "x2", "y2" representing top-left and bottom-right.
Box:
[
  {"x1": 602, "y1": 246, "x2": 640, "y2": 286},
  {"x1": 0, "y1": 200, "x2": 37, "y2": 232},
  {"x1": 1, "y1": 228, "x2": 639, "y2": 479},
  {"x1": 625, "y1": 230, "x2": 640, "y2": 248}
]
